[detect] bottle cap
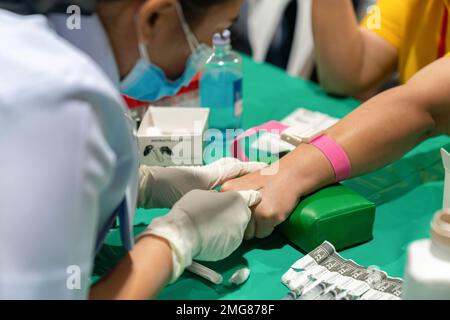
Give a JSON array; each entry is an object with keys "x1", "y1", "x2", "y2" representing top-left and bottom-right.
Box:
[
  {"x1": 213, "y1": 29, "x2": 231, "y2": 46},
  {"x1": 431, "y1": 209, "x2": 450, "y2": 246}
]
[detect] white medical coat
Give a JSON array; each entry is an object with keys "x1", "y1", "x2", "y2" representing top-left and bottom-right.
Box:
[{"x1": 0, "y1": 9, "x2": 139, "y2": 299}]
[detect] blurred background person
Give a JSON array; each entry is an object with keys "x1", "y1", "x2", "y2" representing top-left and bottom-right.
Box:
[{"x1": 230, "y1": 0, "x2": 391, "y2": 99}]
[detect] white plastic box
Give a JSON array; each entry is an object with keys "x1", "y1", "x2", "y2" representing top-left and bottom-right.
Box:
[{"x1": 137, "y1": 107, "x2": 209, "y2": 167}]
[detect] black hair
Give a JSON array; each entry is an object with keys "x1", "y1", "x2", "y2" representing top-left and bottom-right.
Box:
[
  {"x1": 180, "y1": 0, "x2": 231, "y2": 25},
  {"x1": 95, "y1": 0, "x2": 232, "y2": 26}
]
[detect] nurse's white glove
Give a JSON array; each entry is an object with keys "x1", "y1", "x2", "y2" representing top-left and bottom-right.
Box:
[
  {"x1": 137, "y1": 158, "x2": 267, "y2": 209},
  {"x1": 137, "y1": 189, "x2": 261, "y2": 283}
]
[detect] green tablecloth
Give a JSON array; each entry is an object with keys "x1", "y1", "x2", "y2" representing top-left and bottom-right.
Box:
[{"x1": 93, "y1": 57, "x2": 450, "y2": 299}]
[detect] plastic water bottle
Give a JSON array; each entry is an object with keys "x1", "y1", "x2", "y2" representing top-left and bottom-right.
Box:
[{"x1": 200, "y1": 29, "x2": 243, "y2": 131}]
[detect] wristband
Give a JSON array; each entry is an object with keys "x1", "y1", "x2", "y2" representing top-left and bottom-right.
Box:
[{"x1": 309, "y1": 134, "x2": 352, "y2": 182}]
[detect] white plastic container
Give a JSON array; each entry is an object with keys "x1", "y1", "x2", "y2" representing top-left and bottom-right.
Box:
[
  {"x1": 137, "y1": 107, "x2": 209, "y2": 167},
  {"x1": 402, "y1": 210, "x2": 450, "y2": 300}
]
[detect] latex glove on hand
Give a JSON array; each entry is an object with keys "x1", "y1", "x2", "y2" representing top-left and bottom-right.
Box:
[
  {"x1": 220, "y1": 145, "x2": 335, "y2": 240},
  {"x1": 137, "y1": 189, "x2": 262, "y2": 282},
  {"x1": 137, "y1": 158, "x2": 267, "y2": 209},
  {"x1": 221, "y1": 167, "x2": 300, "y2": 240}
]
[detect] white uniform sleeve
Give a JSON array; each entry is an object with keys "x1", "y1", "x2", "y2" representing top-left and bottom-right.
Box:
[{"x1": 0, "y1": 100, "x2": 116, "y2": 299}]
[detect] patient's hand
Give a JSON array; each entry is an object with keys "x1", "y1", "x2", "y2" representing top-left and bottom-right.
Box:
[
  {"x1": 220, "y1": 163, "x2": 301, "y2": 240},
  {"x1": 222, "y1": 144, "x2": 336, "y2": 239}
]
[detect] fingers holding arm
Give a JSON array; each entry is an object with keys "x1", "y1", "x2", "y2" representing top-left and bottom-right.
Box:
[
  {"x1": 137, "y1": 158, "x2": 267, "y2": 209},
  {"x1": 206, "y1": 158, "x2": 268, "y2": 189},
  {"x1": 136, "y1": 189, "x2": 261, "y2": 284}
]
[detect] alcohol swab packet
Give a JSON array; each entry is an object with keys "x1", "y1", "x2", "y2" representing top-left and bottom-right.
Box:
[
  {"x1": 187, "y1": 262, "x2": 251, "y2": 287},
  {"x1": 187, "y1": 262, "x2": 223, "y2": 285}
]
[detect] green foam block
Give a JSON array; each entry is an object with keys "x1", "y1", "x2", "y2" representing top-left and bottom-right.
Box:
[{"x1": 278, "y1": 184, "x2": 376, "y2": 252}]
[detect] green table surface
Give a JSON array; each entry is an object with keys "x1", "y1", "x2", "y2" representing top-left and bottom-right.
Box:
[{"x1": 93, "y1": 56, "x2": 450, "y2": 300}]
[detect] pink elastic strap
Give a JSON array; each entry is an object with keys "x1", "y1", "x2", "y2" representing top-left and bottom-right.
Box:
[
  {"x1": 310, "y1": 134, "x2": 352, "y2": 182},
  {"x1": 232, "y1": 121, "x2": 289, "y2": 161}
]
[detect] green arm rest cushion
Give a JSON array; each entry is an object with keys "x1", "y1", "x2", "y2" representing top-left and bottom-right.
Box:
[{"x1": 278, "y1": 184, "x2": 376, "y2": 252}]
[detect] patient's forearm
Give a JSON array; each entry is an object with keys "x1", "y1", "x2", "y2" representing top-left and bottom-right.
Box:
[
  {"x1": 284, "y1": 84, "x2": 437, "y2": 198},
  {"x1": 328, "y1": 87, "x2": 435, "y2": 175},
  {"x1": 284, "y1": 58, "x2": 450, "y2": 198}
]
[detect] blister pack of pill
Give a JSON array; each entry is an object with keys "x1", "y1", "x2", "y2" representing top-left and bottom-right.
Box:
[{"x1": 281, "y1": 241, "x2": 403, "y2": 300}]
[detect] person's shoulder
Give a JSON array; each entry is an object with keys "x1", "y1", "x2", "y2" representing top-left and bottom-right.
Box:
[{"x1": 0, "y1": 9, "x2": 116, "y2": 103}]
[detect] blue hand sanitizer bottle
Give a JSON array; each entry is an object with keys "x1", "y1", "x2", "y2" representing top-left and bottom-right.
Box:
[{"x1": 200, "y1": 29, "x2": 243, "y2": 131}]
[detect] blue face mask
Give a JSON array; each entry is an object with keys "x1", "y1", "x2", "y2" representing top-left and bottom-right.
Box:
[{"x1": 120, "y1": 2, "x2": 212, "y2": 102}]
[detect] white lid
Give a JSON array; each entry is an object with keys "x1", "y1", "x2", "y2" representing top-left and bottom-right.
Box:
[{"x1": 431, "y1": 210, "x2": 450, "y2": 246}]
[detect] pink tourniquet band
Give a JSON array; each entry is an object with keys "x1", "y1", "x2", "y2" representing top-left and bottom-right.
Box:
[
  {"x1": 231, "y1": 122, "x2": 352, "y2": 182},
  {"x1": 309, "y1": 134, "x2": 352, "y2": 182},
  {"x1": 231, "y1": 121, "x2": 289, "y2": 161}
]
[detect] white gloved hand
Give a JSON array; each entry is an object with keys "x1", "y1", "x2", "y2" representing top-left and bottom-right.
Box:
[
  {"x1": 137, "y1": 158, "x2": 267, "y2": 209},
  {"x1": 136, "y1": 189, "x2": 262, "y2": 282}
]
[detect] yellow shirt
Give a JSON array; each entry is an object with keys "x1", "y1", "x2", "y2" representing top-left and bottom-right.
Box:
[{"x1": 362, "y1": 0, "x2": 450, "y2": 83}]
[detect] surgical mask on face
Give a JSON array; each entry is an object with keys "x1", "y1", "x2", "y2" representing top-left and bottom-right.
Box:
[{"x1": 120, "y1": 2, "x2": 212, "y2": 102}]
